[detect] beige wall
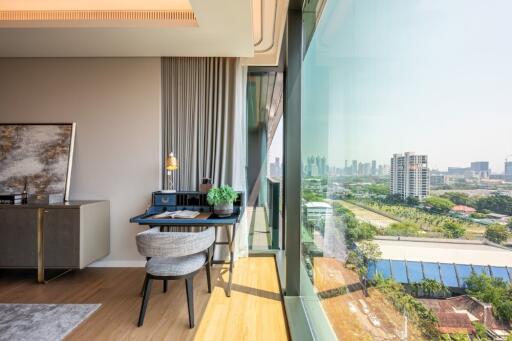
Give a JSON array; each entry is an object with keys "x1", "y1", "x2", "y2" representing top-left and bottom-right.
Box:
[{"x1": 0, "y1": 58, "x2": 161, "y2": 265}]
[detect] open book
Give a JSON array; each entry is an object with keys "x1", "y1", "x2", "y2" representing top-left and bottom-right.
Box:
[{"x1": 151, "y1": 210, "x2": 200, "y2": 219}]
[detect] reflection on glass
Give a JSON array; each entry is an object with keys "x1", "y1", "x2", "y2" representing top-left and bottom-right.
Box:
[{"x1": 301, "y1": 0, "x2": 512, "y2": 340}]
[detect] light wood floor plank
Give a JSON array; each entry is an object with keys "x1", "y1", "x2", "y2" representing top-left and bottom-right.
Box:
[{"x1": 0, "y1": 257, "x2": 288, "y2": 341}]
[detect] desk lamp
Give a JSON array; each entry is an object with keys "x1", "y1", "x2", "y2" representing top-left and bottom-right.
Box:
[{"x1": 163, "y1": 152, "x2": 178, "y2": 193}]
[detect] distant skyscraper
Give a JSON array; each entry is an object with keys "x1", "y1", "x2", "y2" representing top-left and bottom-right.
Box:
[
  {"x1": 390, "y1": 152, "x2": 430, "y2": 200},
  {"x1": 270, "y1": 157, "x2": 282, "y2": 177},
  {"x1": 470, "y1": 161, "x2": 489, "y2": 178},
  {"x1": 371, "y1": 160, "x2": 377, "y2": 176},
  {"x1": 505, "y1": 161, "x2": 512, "y2": 181},
  {"x1": 352, "y1": 160, "x2": 357, "y2": 176}
]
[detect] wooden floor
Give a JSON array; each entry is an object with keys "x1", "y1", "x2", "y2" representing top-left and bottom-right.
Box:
[{"x1": 0, "y1": 257, "x2": 289, "y2": 341}]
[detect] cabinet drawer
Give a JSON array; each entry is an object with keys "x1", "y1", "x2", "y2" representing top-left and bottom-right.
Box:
[
  {"x1": 0, "y1": 208, "x2": 38, "y2": 267},
  {"x1": 43, "y1": 208, "x2": 80, "y2": 268}
]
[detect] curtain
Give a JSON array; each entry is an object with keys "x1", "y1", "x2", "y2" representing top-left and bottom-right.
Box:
[
  {"x1": 162, "y1": 57, "x2": 238, "y2": 191},
  {"x1": 161, "y1": 57, "x2": 248, "y2": 259}
]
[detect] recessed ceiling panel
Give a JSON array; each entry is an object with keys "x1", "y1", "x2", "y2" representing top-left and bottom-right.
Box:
[
  {"x1": 0, "y1": 0, "x2": 254, "y2": 57},
  {"x1": 0, "y1": 0, "x2": 196, "y2": 27},
  {"x1": 0, "y1": 0, "x2": 192, "y2": 11}
]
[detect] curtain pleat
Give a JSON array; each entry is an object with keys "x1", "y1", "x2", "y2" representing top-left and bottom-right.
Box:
[{"x1": 161, "y1": 57, "x2": 239, "y2": 191}]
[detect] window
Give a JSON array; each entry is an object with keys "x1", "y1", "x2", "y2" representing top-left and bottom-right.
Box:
[{"x1": 300, "y1": 0, "x2": 512, "y2": 339}]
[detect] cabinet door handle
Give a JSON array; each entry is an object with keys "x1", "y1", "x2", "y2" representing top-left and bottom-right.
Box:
[{"x1": 44, "y1": 210, "x2": 49, "y2": 213}]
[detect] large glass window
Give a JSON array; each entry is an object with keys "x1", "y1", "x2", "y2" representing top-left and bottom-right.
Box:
[
  {"x1": 301, "y1": 1, "x2": 512, "y2": 340},
  {"x1": 247, "y1": 72, "x2": 284, "y2": 251}
]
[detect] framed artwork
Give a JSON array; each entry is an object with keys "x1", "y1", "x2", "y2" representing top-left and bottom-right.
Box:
[{"x1": 0, "y1": 123, "x2": 76, "y2": 201}]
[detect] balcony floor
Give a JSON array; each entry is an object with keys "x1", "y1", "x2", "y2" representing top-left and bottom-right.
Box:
[
  {"x1": 248, "y1": 206, "x2": 271, "y2": 250},
  {"x1": 0, "y1": 257, "x2": 288, "y2": 341}
]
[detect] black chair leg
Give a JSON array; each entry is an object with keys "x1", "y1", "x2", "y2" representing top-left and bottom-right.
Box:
[
  {"x1": 140, "y1": 275, "x2": 149, "y2": 297},
  {"x1": 185, "y1": 277, "x2": 195, "y2": 328},
  {"x1": 205, "y1": 262, "x2": 212, "y2": 293},
  {"x1": 138, "y1": 276, "x2": 152, "y2": 327},
  {"x1": 163, "y1": 280, "x2": 168, "y2": 293}
]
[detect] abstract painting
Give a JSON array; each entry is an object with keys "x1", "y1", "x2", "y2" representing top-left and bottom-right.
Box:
[{"x1": 0, "y1": 123, "x2": 76, "y2": 201}]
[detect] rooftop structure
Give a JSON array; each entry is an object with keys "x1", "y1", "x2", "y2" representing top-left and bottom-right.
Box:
[
  {"x1": 367, "y1": 237, "x2": 512, "y2": 288},
  {"x1": 421, "y1": 295, "x2": 510, "y2": 335},
  {"x1": 451, "y1": 205, "x2": 476, "y2": 213}
]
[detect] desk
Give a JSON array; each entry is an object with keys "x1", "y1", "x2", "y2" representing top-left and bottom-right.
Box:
[{"x1": 130, "y1": 191, "x2": 243, "y2": 297}]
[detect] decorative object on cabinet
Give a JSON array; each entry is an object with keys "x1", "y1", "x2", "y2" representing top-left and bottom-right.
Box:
[
  {"x1": 199, "y1": 177, "x2": 213, "y2": 193},
  {"x1": 0, "y1": 123, "x2": 76, "y2": 201}
]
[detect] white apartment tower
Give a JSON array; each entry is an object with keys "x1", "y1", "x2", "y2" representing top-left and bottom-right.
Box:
[{"x1": 390, "y1": 152, "x2": 430, "y2": 200}]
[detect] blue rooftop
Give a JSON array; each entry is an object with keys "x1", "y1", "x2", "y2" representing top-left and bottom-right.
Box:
[{"x1": 368, "y1": 259, "x2": 512, "y2": 288}]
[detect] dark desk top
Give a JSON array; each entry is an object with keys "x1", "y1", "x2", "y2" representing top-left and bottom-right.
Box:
[
  {"x1": 0, "y1": 200, "x2": 108, "y2": 209},
  {"x1": 130, "y1": 211, "x2": 240, "y2": 226}
]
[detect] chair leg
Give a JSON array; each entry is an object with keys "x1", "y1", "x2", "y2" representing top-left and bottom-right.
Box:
[
  {"x1": 138, "y1": 276, "x2": 152, "y2": 327},
  {"x1": 206, "y1": 246, "x2": 212, "y2": 293},
  {"x1": 185, "y1": 277, "x2": 195, "y2": 328},
  {"x1": 140, "y1": 275, "x2": 149, "y2": 297},
  {"x1": 205, "y1": 262, "x2": 212, "y2": 293},
  {"x1": 163, "y1": 280, "x2": 168, "y2": 293}
]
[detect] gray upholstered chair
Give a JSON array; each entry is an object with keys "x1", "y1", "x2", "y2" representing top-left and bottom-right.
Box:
[{"x1": 135, "y1": 226, "x2": 215, "y2": 328}]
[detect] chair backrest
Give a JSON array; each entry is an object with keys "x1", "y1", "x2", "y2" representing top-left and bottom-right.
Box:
[{"x1": 136, "y1": 227, "x2": 215, "y2": 258}]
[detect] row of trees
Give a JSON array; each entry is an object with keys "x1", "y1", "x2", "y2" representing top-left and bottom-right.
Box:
[{"x1": 442, "y1": 192, "x2": 512, "y2": 216}]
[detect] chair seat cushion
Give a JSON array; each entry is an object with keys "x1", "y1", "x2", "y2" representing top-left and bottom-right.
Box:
[{"x1": 146, "y1": 252, "x2": 207, "y2": 277}]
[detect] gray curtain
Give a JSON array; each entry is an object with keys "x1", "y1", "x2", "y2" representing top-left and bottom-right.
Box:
[{"x1": 162, "y1": 57, "x2": 238, "y2": 191}]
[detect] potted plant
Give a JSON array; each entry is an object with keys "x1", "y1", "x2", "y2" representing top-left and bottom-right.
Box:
[{"x1": 207, "y1": 185, "x2": 238, "y2": 217}]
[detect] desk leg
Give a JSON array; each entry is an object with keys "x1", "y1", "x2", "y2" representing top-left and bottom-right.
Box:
[{"x1": 226, "y1": 223, "x2": 236, "y2": 297}]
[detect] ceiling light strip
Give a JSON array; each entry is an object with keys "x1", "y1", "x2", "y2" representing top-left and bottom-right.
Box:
[{"x1": 0, "y1": 10, "x2": 196, "y2": 22}]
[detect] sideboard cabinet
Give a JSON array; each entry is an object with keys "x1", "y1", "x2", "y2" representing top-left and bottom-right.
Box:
[{"x1": 0, "y1": 200, "x2": 109, "y2": 282}]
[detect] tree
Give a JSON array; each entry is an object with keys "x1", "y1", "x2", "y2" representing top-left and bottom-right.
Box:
[
  {"x1": 411, "y1": 279, "x2": 450, "y2": 298},
  {"x1": 507, "y1": 218, "x2": 512, "y2": 230},
  {"x1": 441, "y1": 192, "x2": 476, "y2": 207},
  {"x1": 476, "y1": 194, "x2": 512, "y2": 215},
  {"x1": 366, "y1": 183, "x2": 389, "y2": 196},
  {"x1": 473, "y1": 322, "x2": 490, "y2": 341},
  {"x1": 405, "y1": 196, "x2": 420, "y2": 207},
  {"x1": 425, "y1": 196, "x2": 454, "y2": 213},
  {"x1": 385, "y1": 193, "x2": 405, "y2": 204},
  {"x1": 465, "y1": 273, "x2": 512, "y2": 322},
  {"x1": 345, "y1": 218, "x2": 377, "y2": 242},
  {"x1": 346, "y1": 240, "x2": 381, "y2": 296},
  {"x1": 442, "y1": 221, "x2": 465, "y2": 239},
  {"x1": 384, "y1": 221, "x2": 420, "y2": 237},
  {"x1": 484, "y1": 224, "x2": 510, "y2": 244}
]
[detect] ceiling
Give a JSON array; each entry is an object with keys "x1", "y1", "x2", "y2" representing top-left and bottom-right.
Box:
[{"x1": 0, "y1": 0, "x2": 287, "y2": 64}]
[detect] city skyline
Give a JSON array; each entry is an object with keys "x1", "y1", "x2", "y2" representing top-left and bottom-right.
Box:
[{"x1": 302, "y1": 153, "x2": 510, "y2": 176}]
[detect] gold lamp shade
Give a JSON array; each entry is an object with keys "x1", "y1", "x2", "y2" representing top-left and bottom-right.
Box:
[{"x1": 165, "y1": 152, "x2": 178, "y2": 171}]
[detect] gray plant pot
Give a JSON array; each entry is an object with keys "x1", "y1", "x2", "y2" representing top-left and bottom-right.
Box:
[{"x1": 214, "y1": 202, "x2": 233, "y2": 217}]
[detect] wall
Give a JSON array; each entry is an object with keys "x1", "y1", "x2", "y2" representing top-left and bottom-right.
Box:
[{"x1": 0, "y1": 58, "x2": 161, "y2": 266}]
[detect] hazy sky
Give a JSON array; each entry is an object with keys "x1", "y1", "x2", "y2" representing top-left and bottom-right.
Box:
[{"x1": 302, "y1": 0, "x2": 512, "y2": 173}]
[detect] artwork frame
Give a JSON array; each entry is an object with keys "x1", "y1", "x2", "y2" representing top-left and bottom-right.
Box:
[{"x1": 0, "y1": 123, "x2": 76, "y2": 201}]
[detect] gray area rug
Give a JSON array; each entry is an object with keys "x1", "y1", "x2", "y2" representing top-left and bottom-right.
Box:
[{"x1": 0, "y1": 303, "x2": 101, "y2": 341}]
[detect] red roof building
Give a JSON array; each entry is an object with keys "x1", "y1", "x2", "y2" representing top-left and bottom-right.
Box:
[{"x1": 451, "y1": 205, "x2": 476, "y2": 213}]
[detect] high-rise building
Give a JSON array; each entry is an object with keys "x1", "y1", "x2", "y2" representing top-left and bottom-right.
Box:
[
  {"x1": 390, "y1": 152, "x2": 430, "y2": 200},
  {"x1": 505, "y1": 161, "x2": 512, "y2": 181},
  {"x1": 371, "y1": 160, "x2": 377, "y2": 176},
  {"x1": 470, "y1": 161, "x2": 489, "y2": 178},
  {"x1": 352, "y1": 160, "x2": 357, "y2": 176}
]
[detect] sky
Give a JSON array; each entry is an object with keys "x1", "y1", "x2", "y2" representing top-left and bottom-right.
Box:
[{"x1": 301, "y1": 0, "x2": 512, "y2": 173}]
